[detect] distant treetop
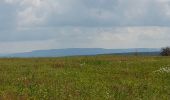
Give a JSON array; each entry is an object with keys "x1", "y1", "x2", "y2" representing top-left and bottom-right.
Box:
[{"x1": 160, "y1": 47, "x2": 170, "y2": 56}]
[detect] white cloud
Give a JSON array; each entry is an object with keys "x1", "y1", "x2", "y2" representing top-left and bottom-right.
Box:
[{"x1": 16, "y1": 0, "x2": 49, "y2": 27}]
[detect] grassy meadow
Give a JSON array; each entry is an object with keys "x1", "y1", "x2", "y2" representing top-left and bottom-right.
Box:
[{"x1": 0, "y1": 55, "x2": 170, "y2": 100}]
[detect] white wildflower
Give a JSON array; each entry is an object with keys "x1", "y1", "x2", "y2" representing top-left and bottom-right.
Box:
[
  {"x1": 154, "y1": 65, "x2": 170, "y2": 73},
  {"x1": 80, "y1": 62, "x2": 86, "y2": 67}
]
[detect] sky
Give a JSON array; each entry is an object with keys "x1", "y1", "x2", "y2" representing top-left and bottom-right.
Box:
[{"x1": 0, "y1": 0, "x2": 170, "y2": 54}]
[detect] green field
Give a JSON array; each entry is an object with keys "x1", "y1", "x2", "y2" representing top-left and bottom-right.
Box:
[{"x1": 0, "y1": 55, "x2": 170, "y2": 100}]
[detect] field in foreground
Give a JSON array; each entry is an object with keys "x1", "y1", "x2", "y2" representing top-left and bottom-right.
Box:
[{"x1": 0, "y1": 56, "x2": 170, "y2": 100}]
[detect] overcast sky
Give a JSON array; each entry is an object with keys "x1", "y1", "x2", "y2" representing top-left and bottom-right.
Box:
[{"x1": 0, "y1": 0, "x2": 170, "y2": 53}]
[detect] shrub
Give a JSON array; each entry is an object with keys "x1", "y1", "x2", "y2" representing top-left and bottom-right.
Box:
[{"x1": 160, "y1": 47, "x2": 170, "y2": 56}]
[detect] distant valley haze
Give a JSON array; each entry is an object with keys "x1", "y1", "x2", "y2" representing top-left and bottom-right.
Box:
[{"x1": 1, "y1": 48, "x2": 160, "y2": 57}]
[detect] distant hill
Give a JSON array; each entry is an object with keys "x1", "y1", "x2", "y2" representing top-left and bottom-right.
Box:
[
  {"x1": 113, "y1": 52, "x2": 160, "y2": 56},
  {"x1": 3, "y1": 48, "x2": 160, "y2": 57}
]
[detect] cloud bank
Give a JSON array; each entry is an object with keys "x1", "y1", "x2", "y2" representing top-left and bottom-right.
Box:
[{"x1": 0, "y1": 0, "x2": 170, "y2": 53}]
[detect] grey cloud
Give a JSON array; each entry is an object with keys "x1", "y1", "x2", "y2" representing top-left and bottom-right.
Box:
[
  {"x1": 0, "y1": 1, "x2": 17, "y2": 29},
  {"x1": 0, "y1": 27, "x2": 98, "y2": 42},
  {"x1": 0, "y1": 0, "x2": 170, "y2": 53},
  {"x1": 46, "y1": 0, "x2": 170, "y2": 27},
  {"x1": 1, "y1": 0, "x2": 170, "y2": 28}
]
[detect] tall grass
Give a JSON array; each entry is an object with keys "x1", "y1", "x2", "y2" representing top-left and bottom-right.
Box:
[{"x1": 0, "y1": 56, "x2": 169, "y2": 100}]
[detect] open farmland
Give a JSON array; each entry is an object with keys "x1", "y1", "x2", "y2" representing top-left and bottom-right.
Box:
[{"x1": 0, "y1": 55, "x2": 170, "y2": 100}]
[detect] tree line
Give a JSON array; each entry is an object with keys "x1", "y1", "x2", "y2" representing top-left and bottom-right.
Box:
[{"x1": 160, "y1": 47, "x2": 170, "y2": 56}]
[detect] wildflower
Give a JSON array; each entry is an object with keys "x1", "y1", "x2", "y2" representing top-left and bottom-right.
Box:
[
  {"x1": 80, "y1": 62, "x2": 86, "y2": 67},
  {"x1": 154, "y1": 65, "x2": 170, "y2": 73}
]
